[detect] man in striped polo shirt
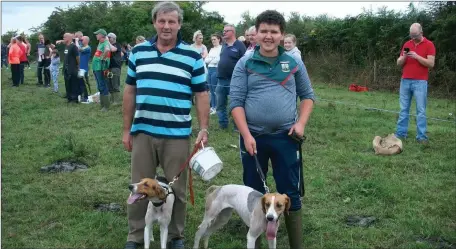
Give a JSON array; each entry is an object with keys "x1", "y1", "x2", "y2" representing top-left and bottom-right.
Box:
[{"x1": 122, "y1": 2, "x2": 209, "y2": 249}]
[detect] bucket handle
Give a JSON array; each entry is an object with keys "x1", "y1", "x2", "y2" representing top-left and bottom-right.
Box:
[{"x1": 200, "y1": 140, "x2": 205, "y2": 149}]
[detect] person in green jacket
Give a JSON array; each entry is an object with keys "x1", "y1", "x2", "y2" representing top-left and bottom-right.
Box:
[{"x1": 92, "y1": 28, "x2": 111, "y2": 111}]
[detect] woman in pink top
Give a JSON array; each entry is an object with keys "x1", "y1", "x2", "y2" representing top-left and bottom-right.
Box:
[{"x1": 8, "y1": 37, "x2": 23, "y2": 87}]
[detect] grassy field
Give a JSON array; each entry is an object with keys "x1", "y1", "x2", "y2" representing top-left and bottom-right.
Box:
[{"x1": 1, "y1": 65, "x2": 455, "y2": 249}]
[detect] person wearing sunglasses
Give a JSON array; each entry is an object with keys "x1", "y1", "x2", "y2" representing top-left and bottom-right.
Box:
[{"x1": 216, "y1": 24, "x2": 246, "y2": 130}]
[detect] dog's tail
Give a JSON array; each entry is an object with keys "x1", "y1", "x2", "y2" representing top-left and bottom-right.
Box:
[{"x1": 205, "y1": 185, "x2": 221, "y2": 211}]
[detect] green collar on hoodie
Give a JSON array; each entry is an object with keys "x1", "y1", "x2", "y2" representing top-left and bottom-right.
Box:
[{"x1": 246, "y1": 45, "x2": 299, "y2": 85}]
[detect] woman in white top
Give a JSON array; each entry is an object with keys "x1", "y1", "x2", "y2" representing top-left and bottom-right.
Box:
[
  {"x1": 284, "y1": 34, "x2": 302, "y2": 59},
  {"x1": 204, "y1": 33, "x2": 222, "y2": 114}
]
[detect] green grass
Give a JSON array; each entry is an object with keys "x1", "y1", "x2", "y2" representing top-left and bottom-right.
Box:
[{"x1": 2, "y1": 65, "x2": 455, "y2": 249}]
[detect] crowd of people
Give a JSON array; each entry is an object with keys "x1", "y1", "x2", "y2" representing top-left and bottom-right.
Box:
[
  {"x1": 1, "y1": 19, "x2": 302, "y2": 118},
  {"x1": 2, "y1": 30, "x2": 138, "y2": 111},
  {"x1": 1, "y1": 1, "x2": 435, "y2": 248}
]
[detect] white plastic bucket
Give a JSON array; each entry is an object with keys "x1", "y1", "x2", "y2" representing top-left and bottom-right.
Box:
[
  {"x1": 189, "y1": 146, "x2": 223, "y2": 181},
  {"x1": 78, "y1": 69, "x2": 86, "y2": 78}
]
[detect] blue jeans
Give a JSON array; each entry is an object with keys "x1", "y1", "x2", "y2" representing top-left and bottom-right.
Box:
[
  {"x1": 216, "y1": 78, "x2": 230, "y2": 128},
  {"x1": 207, "y1": 67, "x2": 218, "y2": 109},
  {"x1": 93, "y1": 70, "x2": 109, "y2": 96},
  {"x1": 396, "y1": 79, "x2": 428, "y2": 141},
  {"x1": 51, "y1": 68, "x2": 59, "y2": 92},
  {"x1": 240, "y1": 132, "x2": 302, "y2": 211}
]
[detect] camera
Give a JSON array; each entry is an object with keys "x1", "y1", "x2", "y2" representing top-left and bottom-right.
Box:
[{"x1": 404, "y1": 48, "x2": 410, "y2": 53}]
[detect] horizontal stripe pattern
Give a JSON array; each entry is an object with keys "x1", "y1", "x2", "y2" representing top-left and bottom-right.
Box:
[{"x1": 127, "y1": 39, "x2": 206, "y2": 138}]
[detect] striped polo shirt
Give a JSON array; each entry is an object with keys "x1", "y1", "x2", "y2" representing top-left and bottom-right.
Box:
[{"x1": 126, "y1": 33, "x2": 207, "y2": 139}]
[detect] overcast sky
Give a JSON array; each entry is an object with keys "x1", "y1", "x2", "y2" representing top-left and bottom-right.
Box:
[{"x1": 1, "y1": 1, "x2": 421, "y2": 35}]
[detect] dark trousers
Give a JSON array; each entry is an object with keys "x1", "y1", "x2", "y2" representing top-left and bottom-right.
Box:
[
  {"x1": 43, "y1": 59, "x2": 51, "y2": 86},
  {"x1": 1, "y1": 58, "x2": 8, "y2": 68},
  {"x1": 19, "y1": 62, "x2": 26, "y2": 84},
  {"x1": 79, "y1": 72, "x2": 89, "y2": 100},
  {"x1": 37, "y1": 60, "x2": 44, "y2": 85},
  {"x1": 11, "y1": 64, "x2": 20, "y2": 86},
  {"x1": 239, "y1": 131, "x2": 303, "y2": 211},
  {"x1": 64, "y1": 70, "x2": 80, "y2": 102}
]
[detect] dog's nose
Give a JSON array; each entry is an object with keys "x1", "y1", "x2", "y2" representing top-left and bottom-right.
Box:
[
  {"x1": 128, "y1": 184, "x2": 134, "y2": 191},
  {"x1": 266, "y1": 215, "x2": 274, "y2": 222}
]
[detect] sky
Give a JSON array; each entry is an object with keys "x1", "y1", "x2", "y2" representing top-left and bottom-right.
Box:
[{"x1": 1, "y1": 1, "x2": 421, "y2": 35}]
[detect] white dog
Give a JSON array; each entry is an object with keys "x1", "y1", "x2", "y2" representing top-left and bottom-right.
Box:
[
  {"x1": 193, "y1": 184, "x2": 290, "y2": 249},
  {"x1": 128, "y1": 177, "x2": 175, "y2": 249}
]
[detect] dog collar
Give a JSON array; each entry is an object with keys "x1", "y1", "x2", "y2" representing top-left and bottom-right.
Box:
[{"x1": 151, "y1": 184, "x2": 174, "y2": 207}]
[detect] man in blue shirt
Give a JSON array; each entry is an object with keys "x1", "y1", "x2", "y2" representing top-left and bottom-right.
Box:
[
  {"x1": 216, "y1": 24, "x2": 246, "y2": 129},
  {"x1": 77, "y1": 36, "x2": 91, "y2": 103},
  {"x1": 122, "y1": 2, "x2": 209, "y2": 249}
]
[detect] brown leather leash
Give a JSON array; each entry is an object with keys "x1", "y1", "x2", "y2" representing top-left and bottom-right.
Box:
[{"x1": 168, "y1": 143, "x2": 201, "y2": 206}]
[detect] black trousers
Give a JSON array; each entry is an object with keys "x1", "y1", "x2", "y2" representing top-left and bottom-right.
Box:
[
  {"x1": 11, "y1": 64, "x2": 20, "y2": 86},
  {"x1": 42, "y1": 59, "x2": 51, "y2": 86},
  {"x1": 64, "y1": 71, "x2": 80, "y2": 102},
  {"x1": 19, "y1": 62, "x2": 26, "y2": 84},
  {"x1": 37, "y1": 60, "x2": 45, "y2": 85}
]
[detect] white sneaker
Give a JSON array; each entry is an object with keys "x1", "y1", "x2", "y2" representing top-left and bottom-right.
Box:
[{"x1": 210, "y1": 108, "x2": 217, "y2": 115}]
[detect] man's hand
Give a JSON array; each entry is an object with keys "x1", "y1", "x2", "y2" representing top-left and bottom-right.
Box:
[
  {"x1": 122, "y1": 131, "x2": 133, "y2": 152},
  {"x1": 288, "y1": 122, "x2": 305, "y2": 138},
  {"x1": 195, "y1": 129, "x2": 208, "y2": 147},
  {"x1": 407, "y1": 51, "x2": 420, "y2": 60},
  {"x1": 243, "y1": 134, "x2": 257, "y2": 156}
]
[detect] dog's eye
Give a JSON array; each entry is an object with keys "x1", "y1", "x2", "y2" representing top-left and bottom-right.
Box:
[
  {"x1": 276, "y1": 203, "x2": 283, "y2": 208},
  {"x1": 152, "y1": 185, "x2": 156, "y2": 190},
  {"x1": 144, "y1": 182, "x2": 149, "y2": 187},
  {"x1": 265, "y1": 202, "x2": 271, "y2": 207}
]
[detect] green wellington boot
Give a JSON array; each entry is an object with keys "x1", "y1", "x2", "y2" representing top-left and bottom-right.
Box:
[{"x1": 284, "y1": 210, "x2": 304, "y2": 249}]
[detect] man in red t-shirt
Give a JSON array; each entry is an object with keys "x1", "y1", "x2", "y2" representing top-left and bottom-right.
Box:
[
  {"x1": 395, "y1": 23, "x2": 435, "y2": 143},
  {"x1": 16, "y1": 36, "x2": 28, "y2": 85}
]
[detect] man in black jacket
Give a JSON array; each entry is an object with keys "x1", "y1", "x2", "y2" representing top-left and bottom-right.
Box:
[{"x1": 63, "y1": 33, "x2": 80, "y2": 103}]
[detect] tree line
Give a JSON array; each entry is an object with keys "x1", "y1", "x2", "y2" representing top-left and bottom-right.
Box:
[{"x1": 2, "y1": 1, "x2": 454, "y2": 97}]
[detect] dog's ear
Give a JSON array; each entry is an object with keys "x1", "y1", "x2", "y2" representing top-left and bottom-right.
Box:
[
  {"x1": 157, "y1": 187, "x2": 167, "y2": 200},
  {"x1": 283, "y1": 194, "x2": 291, "y2": 215},
  {"x1": 261, "y1": 195, "x2": 267, "y2": 214}
]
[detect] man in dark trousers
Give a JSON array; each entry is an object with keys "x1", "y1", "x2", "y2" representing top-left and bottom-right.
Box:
[
  {"x1": 230, "y1": 10, "x2": 315, "y2": 249},
  {"x1": 63, "y1": 33, "x2": 80, "y2": 103},
  {"x1": 216, "y1": 24, "x2": 246, "y2": 130},
  {"x1": 36, "y1": 34, "x2": 46, "y2": 86},
  {"x1": 107, "y1": 32, "x2": 123, "y2": 105}
]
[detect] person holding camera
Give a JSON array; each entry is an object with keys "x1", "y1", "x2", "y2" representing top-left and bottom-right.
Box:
[
  {"x1": 230, "y1": 10, "x2": 315, "y2": 249},
  {"x1": 395, "y1": 23, "x2": 435, "y2": 144}
]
